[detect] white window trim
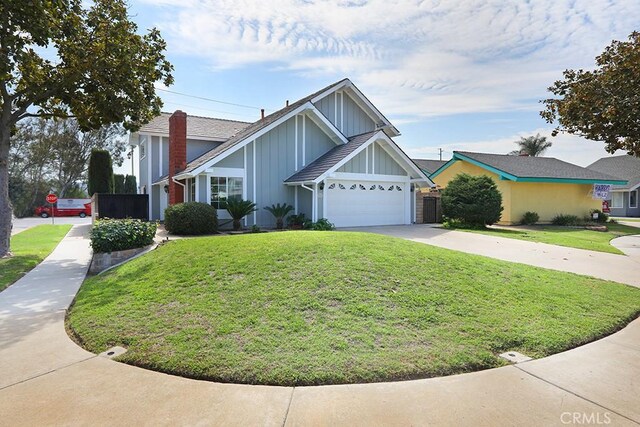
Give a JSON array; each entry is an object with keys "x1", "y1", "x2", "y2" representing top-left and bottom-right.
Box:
[
  {"x1": 208, "y1": 175, "x2": 244, "y2": 210},
  {"x1": 630, "y1": 190, "x2": 638, "y2": 208},
  {"x1": 611, "y1": 192, "x2": 624, "y2": 209}
]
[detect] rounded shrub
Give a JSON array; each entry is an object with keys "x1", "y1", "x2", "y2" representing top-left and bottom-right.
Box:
[
  {"x1": 551, "y1": 214, "x2": 582, "y2": 226},
  {"x1": 441, "y1": 173, "x2": 503, "y2": 226},
  {"x1": 521, "y1": 211, "x2": 539, "y2": 225},
  {"x1": 90, "y1": 219, "x2": 157, "y2": 253},
  {"x1": 589, "y1": 209, "x2": 609, "y2": 223},
  {"x1": 164, "y1": 202, "x2": 218, "y2": 235}
]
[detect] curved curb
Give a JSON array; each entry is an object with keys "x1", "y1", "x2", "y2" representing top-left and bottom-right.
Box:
[{"x1": 2, "y1": 224, "x2": 639, "y2": 425}]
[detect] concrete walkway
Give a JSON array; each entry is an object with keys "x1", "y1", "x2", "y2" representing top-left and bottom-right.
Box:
[
  {"x1": 347, "y1": 225, "x2": 640, "y2": 288},
  {"x1": 0, "y1": 225, "x2": 639, "y2": 426}
]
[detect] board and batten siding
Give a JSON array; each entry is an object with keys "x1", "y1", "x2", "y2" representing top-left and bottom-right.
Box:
[
  {"x1": 338, "y1": 142, "x2": 406, "y2": 176},
  {"x1": 138, "y1": 135, "x2": 148, "y2": 193},
  {"x1": 252, "y1": 116, "x2": 297, "y2": 226},
  {"x1": 313, "y1": 91, "x2": 375, "y2": 137}
]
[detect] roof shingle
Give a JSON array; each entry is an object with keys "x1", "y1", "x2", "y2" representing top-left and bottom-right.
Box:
[
  {"x1": 413, "y1": 159, "x2": 447, "y2": 175},
  {"x1": 138, "y1": 112, "x2": 250, "y2": 141},
  {"x1": 454, "y1": 151, "x2": 626, "y2": 182},
  {"x1": 587, "y1": 155, "x2": 640, "y2": 190}
]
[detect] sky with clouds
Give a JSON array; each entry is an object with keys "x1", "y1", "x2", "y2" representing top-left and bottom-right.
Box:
[{"x1": 128, "y1": 0, "x2": 640, "y2": 167}]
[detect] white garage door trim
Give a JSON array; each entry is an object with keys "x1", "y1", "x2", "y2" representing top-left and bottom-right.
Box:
[{"x1": 325, "y1": 178, "x2": 410, "y2": 227}]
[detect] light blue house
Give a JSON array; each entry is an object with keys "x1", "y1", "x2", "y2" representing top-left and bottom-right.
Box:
[
  {"x1": 130, "y1": 79, "x2": 433, "y2": 227},
  {"x1": 588, "y1": 155, "x2": 640, "y2": 217}
]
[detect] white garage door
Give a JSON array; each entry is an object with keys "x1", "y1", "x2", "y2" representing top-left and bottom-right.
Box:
[{"x1": 325, "y1": 180, "x2": 407, "y2": 227}]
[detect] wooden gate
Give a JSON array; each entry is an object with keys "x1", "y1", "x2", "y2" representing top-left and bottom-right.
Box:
[{"x1": 423, "y1": 197, "x2": 442, "y2": 223}]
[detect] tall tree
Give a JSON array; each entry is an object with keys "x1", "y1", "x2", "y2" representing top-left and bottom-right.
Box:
[
  {"x1": 8, "y1": 118, "x2": 126, "y2": 209},
  {"x1": 124, "y1": 175, "x2": 137, "y2": 194},
  {"x1": 509, "y1": 134, "x2": 552, "y2": 156},
  {"x1": 541, "y1": 31, "x2": 640, "y2": 156},
  {"x1": 0, "y1": 0, "x2": 173, "y2": 256},
  {"x1": 88, "y1": 149, "x2": 114, "y2": 196}
]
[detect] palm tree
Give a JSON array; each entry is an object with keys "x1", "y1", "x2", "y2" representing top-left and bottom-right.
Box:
[
  {"x1": 264, "y1": 203, "x2": 294, "y2": 229},
  {"x1": 510, "y1": 134, "x2": 552, "y2": 156},
  {"x1": 225, "y1": 198, "x2": 257, "y2": 231}
]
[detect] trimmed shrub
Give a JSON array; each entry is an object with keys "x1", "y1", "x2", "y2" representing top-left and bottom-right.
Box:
[
  {"x1": 551, "y1": 214, "x2": 582, "y2": 226},
  {"x1": 521, "y1": 211, "x2": 539, "y2": 225},
  {"x1": 164, "y1": 202, "x2": 218, "y2": 235},
  {"x1": 88, "y1": 149, "x2": 114, "y2": 195},
  {"x1": 589, "y1": 209, "x2": 609, "y2": 223},
  {"x1": 312, "y1": 218, "x2": 335, "y2": 230},
  {"x1": 441, "y1": 174, "x2": 503, "y2": 226},
  {"x1": 124, "y1": 175, "x2": 137, "y2": 194},
  {"x1": 90, "y1": 219, "x2": 157, "y2": 253},
  {"x1": 113, "y1": 174, "x2": 126, "y2": 193}
]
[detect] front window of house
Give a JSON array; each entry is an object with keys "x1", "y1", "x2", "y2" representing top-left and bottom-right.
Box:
[
  {"x1": 189, "y1": 178, "x2": 196, "y2": 202},
  {"x1": 630, "y1": 190, "x2": 638, "y2": 208},
  {"x1": 210, "y1": 177, "x2": 242, "y2": 209},
  {"x1": 611, "y1": 192, "x2": 624, "y2": 209}
]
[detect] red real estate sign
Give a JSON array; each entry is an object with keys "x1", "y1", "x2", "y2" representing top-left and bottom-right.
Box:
[{"x1": 46, "y1": 193, "x2": 58, "y2": 204}]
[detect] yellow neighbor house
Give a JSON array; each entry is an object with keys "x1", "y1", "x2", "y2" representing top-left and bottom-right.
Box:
[{"x1": 430, "y1": 151, "x2": 627, "y2": 225}]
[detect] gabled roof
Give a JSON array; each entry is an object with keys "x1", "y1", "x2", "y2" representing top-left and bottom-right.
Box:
[
  {"x1": 413, "y1": 159, "x2": 447, "y2": 175},
  {"x1": 587, "y1": 155, "x2": 640, "y2": 190},
  {"x1": 175, "y1": 79, "x2": 350, "y2": 178},
  {"x1": 431, "y1": 151, "x2": 627, "y2": 185},
  {"x1": 137, "y1": 112, "x2": 250, "y2": 141},
  {"x1": 285, "y1": 131, "x2": 433, "y2": 186},
  {"x1": 285, "y1": 131, "x2": 377, "y2": 183}
]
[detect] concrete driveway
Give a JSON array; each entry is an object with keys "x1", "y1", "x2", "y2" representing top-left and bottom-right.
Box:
[
  {"x1": 1, "y1": 225, "x2": 639, "y2": 426},
  {"x1": 344, "y1": 224, "x2": 640, "y2": 288}
]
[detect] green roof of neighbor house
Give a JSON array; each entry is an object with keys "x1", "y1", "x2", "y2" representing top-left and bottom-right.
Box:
[
  {"x1": 413, "y1": 159, "x2": 447, "y2": 175},
  {"x1": 431, "y1": 151, "x2": 628, "y2": 185},
  {"x1": 587, "y1": 155, "x2": 640, "y2": 191}
]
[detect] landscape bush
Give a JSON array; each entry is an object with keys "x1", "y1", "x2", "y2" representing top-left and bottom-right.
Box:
[
  {"x1": 90, "y1": 219, "x2": 157, "y2": 253},
  {"x1": 551, "y1": 214, "x2": 582, "y2": 226},
  {"x1": 312, "y1": 218, "x2": 335, "y2": 230},
  {"x1": 521, "y1": 211, "x2": 539, "y2": 225},
  {"x1": 589, "y1": 209, "x2": 609, "y2": 223},
  {"x1": 441, "y1": 173, "x2": 503, "y2": 226},
  {"x1": 164, "y1": 202, "x2": 218, "y2": 235}
]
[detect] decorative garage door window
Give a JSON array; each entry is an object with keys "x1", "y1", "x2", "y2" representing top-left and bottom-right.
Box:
[{"x1": 327, "y1": 182, "x2": 403, "y2": 191}]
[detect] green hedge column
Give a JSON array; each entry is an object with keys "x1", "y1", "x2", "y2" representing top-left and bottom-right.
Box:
[{"x1": 88, "y1": 149, "x2": 114, "y2": 195}]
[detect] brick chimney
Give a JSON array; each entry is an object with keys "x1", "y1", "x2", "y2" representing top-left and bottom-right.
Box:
[{"x1": 168, "y1": 110, "x2": 187, "y2": 205}]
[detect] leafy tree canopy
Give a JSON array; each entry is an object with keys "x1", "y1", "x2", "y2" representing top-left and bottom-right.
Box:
[
  {"x1": 0, "y1": 0, "x2": 173, "y2": 256},
  {"x1": 541, "y1": 31, "x2": 640, "y2": 156}
]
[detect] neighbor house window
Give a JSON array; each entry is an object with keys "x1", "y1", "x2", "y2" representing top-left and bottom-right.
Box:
[
  {"x1": 210, "y1": 177, "x2": 242, "y2": 209},
  {"x1": 189, "y1": 178, "x2": 196, "y2": 202},
  {"x1": 611, "y1": 192, "x2": 624, "y2": 208},
  {"x1": 630, "y1": 190, "x2": 638, "y2": 208},
  {"x1": 140, "y1": 142, "x2": 146, "y2": 159}
]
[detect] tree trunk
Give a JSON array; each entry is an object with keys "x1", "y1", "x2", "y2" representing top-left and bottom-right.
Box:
[{"x1": 0, "y1": 128, "x2": 13, "y2": 257}]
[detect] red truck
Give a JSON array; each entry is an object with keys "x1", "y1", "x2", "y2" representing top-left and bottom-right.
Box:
[{"x1": 35, "y1": 198, "x2": 92, "y2": 218}]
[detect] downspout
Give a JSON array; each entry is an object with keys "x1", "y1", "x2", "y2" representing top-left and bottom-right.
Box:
[
  {"x1": 173, "y1": 177, "x2": 187, "y2": 203},
  {"x1": 300, "y1": 183, "x2": 315, "y2": 222}
]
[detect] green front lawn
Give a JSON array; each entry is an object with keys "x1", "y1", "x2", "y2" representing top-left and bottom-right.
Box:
[
  {"x1": 455, "y1": 223, "x2": 639, "y2": 254},
  {"x1": 0, "y1": 225, "x2": 72, "y2": 291},
  {"x1": 67, "y1": 232, "x2": 640, "y2": 386}
]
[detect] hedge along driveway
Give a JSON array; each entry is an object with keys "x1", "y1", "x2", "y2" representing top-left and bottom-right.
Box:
[{"x1": 67, "y1": 232, "x2": 640, "y2": 386}]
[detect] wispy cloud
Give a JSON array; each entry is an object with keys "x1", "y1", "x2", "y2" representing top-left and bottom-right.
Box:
[{"x1": 141, "y1": 0, "x2": 639, "y2": 119}]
